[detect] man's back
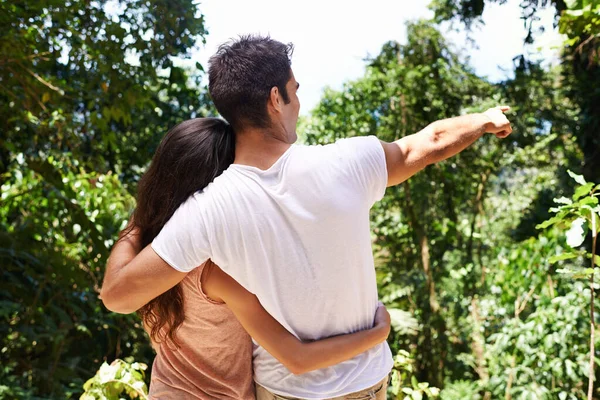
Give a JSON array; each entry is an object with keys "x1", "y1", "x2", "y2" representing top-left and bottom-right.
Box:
[{"x1": 153, "y1": 136, "x2": 393, "y2": 398}]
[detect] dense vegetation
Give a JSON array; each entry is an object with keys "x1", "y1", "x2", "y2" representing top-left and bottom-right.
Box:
[{"x1": 1, "y1": 0, "x2": 599, "y2": 399}]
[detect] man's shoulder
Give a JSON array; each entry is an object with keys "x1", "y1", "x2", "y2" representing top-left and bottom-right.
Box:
[
  {"x1": 296, "y1": 136, "x2": 382, "y2": 163},
  {"x1": 187, "y1": 168, "x2": 246, "y2": 207},
  {"x1": 292, "y1": 139, "x2": 346, "y2": 158},
  {"x1": 178, "y1": 176, "x2": 227, "y2": 209},
  {"x1": 174, "y1": 186, "x2": 226, "y2": 227},
  {"x1": 298, "y1": 136, "x2": 380, "y2": 152}
]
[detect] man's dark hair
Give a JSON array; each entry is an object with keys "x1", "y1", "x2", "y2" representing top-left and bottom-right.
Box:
[{"x1": 208, "y1": 35, "x2": 294, "y2": 130}]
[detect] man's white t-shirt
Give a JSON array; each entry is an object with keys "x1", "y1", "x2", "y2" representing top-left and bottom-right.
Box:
[{"x1": 152, "y1": 135, "x2": 394, "y2": 399}]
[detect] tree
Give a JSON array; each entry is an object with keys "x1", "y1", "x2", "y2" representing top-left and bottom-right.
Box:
[
  {"x1": 0, "y1": 1, "x2": 209, "y2": 397},
  {"x1": 0, "y1": 0, "x2": 210, "y2": 183},
  {"x1": 430, "y1": 0, "x2": 599, "y2": 182}
]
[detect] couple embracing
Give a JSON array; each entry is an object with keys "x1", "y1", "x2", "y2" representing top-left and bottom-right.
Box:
[{"x1": 101, "y1": 35, "x2": 512, "y2": 400}]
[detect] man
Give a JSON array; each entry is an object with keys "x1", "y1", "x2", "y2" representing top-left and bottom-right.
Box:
[{"x1": 101, "y1": 35, "x2": 512, "y2": 399}]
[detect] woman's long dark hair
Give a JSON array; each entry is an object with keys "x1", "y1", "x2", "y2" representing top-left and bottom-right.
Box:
[{"x1": 128, "y1": 117, "x2": 235, "y2": 346}]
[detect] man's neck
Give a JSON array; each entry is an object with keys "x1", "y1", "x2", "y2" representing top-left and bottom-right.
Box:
[{"x1": 234, "y1": 127, "x2": 292, "y2": 171}]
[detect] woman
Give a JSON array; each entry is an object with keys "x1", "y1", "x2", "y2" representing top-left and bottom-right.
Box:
[{"x1": 108, "y1": 118, "x2": 390, "y2": 399}]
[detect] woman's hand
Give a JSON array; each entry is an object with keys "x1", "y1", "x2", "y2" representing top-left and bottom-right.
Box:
[
  {"x1": 204, "y1": 264, "x2": 394, "y2": 374},
  {"x1": 373, "y1": 302, "x2": 391, "y2": 340}
]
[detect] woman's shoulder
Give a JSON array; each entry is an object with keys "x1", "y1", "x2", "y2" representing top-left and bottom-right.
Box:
[{"x1": 179, "y1": 262, "x2": 225, "y2": 306}]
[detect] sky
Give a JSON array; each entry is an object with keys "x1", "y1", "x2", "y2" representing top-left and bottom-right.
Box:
[{"x1": 192, "y1": 0, "x2": 564, "y2": 115}]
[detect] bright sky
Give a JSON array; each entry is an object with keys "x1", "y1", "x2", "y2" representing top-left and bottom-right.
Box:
[{"x1": 193, "y1": 0, "x2": 564, "y2": 115}]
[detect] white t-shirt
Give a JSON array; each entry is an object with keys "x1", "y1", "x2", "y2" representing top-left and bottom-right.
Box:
[{"x1": 152, "y1": 135, "x2": 394, "y2": 399}]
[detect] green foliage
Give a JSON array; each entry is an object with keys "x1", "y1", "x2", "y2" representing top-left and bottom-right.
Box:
[
  {"x1": 0, "y1": 0, "x2": 211, "y2": 182},
  {"x1": 535, "y1": 171, "x2": 599, "y2": 398},
  {"x1": 431, "y1": 0, "x2": 600, "y2": 185},
  {"x1": 0, "y1": 154, "x2": 152, "y2": 398},
  {"x1": 0, "y1": 0, "x2": 209, "y2": 398},
  {"x1": 560, "y1": 0, "x2": 600, "y2": 49},
  {"x1": 439, "y1": 380, "x2": 481, "y2": 400},
  {"x1": 81, "y1": 359, "x2": 148, "y2": 400},
  {"x1": 537, "y1": 171, "x2": 599, "y2": 277},
  {"x1": 390, "y1": 350, "x2": 441, "y2": 399},
  {"x1": 486, "y1": 286, "x2": 592, "y2": 399},
  {"x1": 405, "y1": 5, "x2": 600, "y2": 395},
  {"x1": 429, "y1": 0, "x2": 567, "y2": 42}
]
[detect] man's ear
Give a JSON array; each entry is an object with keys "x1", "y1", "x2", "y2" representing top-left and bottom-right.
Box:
[{"x1": 268, "y1": 86, "x2": 282, "y2": 114}]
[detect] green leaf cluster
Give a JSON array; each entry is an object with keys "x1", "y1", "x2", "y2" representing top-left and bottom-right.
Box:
[{"x1": 0, "y1": 1, "x2": 210, "y2": 397}]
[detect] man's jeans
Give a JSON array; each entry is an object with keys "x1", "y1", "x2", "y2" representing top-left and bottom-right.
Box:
[{"x1": 255, "y1": 376, "x2": 389, "y2": 400}]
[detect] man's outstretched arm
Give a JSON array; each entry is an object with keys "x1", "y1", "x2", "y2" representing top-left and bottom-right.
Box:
[
  {"x1": 381, "y1": 106, "x2": 512, "y2": 187},
  {"x1": 100, "y1": 226, "x2": 187, "y2": 314}
]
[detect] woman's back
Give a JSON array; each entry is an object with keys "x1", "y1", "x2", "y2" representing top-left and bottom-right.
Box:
[{"x1": 148, "y1": 266, "x2": 254, "y2": 399}]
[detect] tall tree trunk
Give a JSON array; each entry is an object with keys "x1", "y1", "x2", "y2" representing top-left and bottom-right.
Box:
[
  {"x1": 471, "y1": 297, "x2": 491, "y2": 399},
  {"x1": 404, "y1": 180, "x2": 446, "y2": 386},
  {"x1": 405, "y1": 181, "x2": 440, "y2": 313}
]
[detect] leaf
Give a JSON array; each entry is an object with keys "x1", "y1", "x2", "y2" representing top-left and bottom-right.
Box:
[
  {"x1": 411, "y1": 375, "x2": 419, "y2": 388},
  {"x1": 573, "y1": 182, "x2": 594, "y2": 200},
  {"x1": 557, "y1": 268, "x2": 577, "y2": 274},
  {"x1": 76, "y1": 324, "x2": 92, "y2": 337},
  {"x1": 577, "y1": 196, "x2": 599, "y2": 207},
  {"x1": 537, "y1": 215, "x2": 564, "y2": 229},
  {"x1": 573, "y1": 268, "x2": 596, "y2": 278},
  {"x1": 567, "y1": 170, "x2": 587, "y2": 185},
  {"x1": 554, "y1": 196, "x2": 573, "y2": 205},
  {"x1": 548, "y1": 252, "x2": 579, "y2": 264},
  {"x1": 593, "y1": 210, "x2": 600, "y2": 234},
  {"x1": 566, "y1": 9, "x2": 585, "y2": 16},
  {"x1": 82, "y1": 377, "x2": 95, "y2": 391},
  {"x1": 557, "y1": 267, "x2": 595, "y2": 278},
  {"x1": 564, "y1": 0, "x2": 577, "y2": 10},
  {"x1": 388, "y1": 308, "x2": 420, "y2": 335},
  {"x1": 566, "y1": 217, "x2": 586, "y2": 248}
]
